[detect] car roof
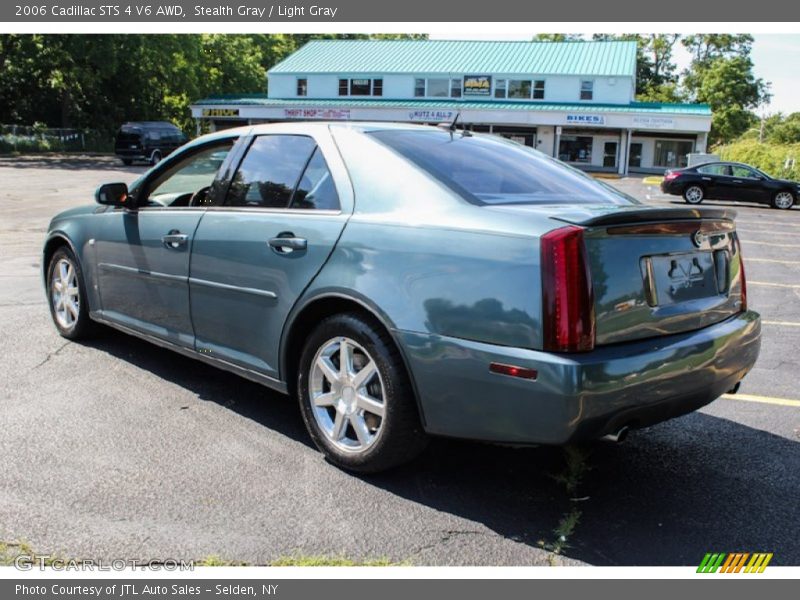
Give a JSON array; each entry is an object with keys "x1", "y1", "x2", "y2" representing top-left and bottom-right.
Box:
[
  {"x1": 692, "y1": 161, "x2": 757, "y2": 169},
  {"x1": 182, "y1": 121, "x2": 444, "y2": 148},
  {"x1": 120, "y1": 121, "x2": 181, "y2": 129}
]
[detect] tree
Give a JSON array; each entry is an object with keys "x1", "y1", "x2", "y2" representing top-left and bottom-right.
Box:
[
  {"x1": 592, "y1": 33, "x2": 681, "y2": 100},
  {"x1": 531, "y1": 34, "x2": 584, "y2": 42},
  {"x1": 683, "y1": 35, "x2": 770, "y2": 144}
]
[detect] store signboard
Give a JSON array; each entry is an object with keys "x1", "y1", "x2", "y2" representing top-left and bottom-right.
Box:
[
  {"x1": 408, "y1": 110, "x2": 456, "y2": 122},
  {"x1": 202, "y1": 108, "x2": 240, "y2": 117},
  {"x1": 632, "y1": 116, "x2": 675, "y2": 129},
  {"x1": 463, "y1": 75, "x2": 492, "y2": 97},
  {"x1": 566, "y1": 114, "x2": 605, "y2": 125},
  {"x1": 284, "y1": 108, "x2": 351, "y2": 120}
]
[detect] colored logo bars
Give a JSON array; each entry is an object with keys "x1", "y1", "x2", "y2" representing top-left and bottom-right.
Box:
[{"x1": 697, "y1": 552, "x2": 773, "y2": 573}]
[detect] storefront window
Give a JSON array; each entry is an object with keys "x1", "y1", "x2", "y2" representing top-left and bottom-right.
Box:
[
  {"x1": 654, "y1": 140, "x2": 693, "y2": 168},
  {"x1": 427, "y1": 78, "x2": 450, "y2": 97},
  {"x1": 559, "y1": 136, "x2": 593, "y2": 163},
  {"x1": 580, "y1": 80, "x2": 594, "y2": 101},
  {"x1": 508, "y1": 80, "x2": 532, "y2": 99},
  {"x1": 350, "y1": 79, "x2": 372, "y2": 96},
  {"x1": 494, "y1": 79, "x2": 507, "y2": 99},
  {"x1": 296, "y1": 78, "x2": 307, "y2": 97},
  {"x1": 414, "y1": 78, "x2": 426, "y2": 97},
  {"x1": 338, "y1": 79, "x2": 348, "y2": 96},
  {"x1": 450, "y1": 78, "x2": 462, "y2": 98},
  {"x1": 533, "y1": 80, "x2": 545, "y2": 99},
  {"x1": 373, "y1": 79, "x2": 383, "y2": 97}
]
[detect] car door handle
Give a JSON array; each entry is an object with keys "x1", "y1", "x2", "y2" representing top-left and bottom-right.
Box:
[
  {"x1": 162, "y1": 232, "x2": 188, "y2": 249},
  {"x1": 268, "y1": 234, "x2": 307, "y2": 253},
  {"x1": 733, "y1": 180, "x2": 743, "y2": 184},
  {"x1": 701, "y1": 177, "x2": 712, "y2": 181}
]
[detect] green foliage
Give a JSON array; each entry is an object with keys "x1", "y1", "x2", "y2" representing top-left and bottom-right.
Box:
[
  {"x1": 681, "y1": 35, "x2": 769, "y2": 144},
  {"x1": 593, "y1": 34, "x2": 681, "y2": 96},
  {"x1": 0, "y1": 34, "x2": 427, "y2": 137},
  {"x1": 531, "y1": 34, "x2": 585, "y2": 42},
  {"x1": 717, "y1": 139, "x2": 800, "y2": 181}
]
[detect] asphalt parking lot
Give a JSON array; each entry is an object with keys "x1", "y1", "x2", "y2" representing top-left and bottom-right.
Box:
[{"x1": 1, "y1": 155, "x2": 798, "y2": 567}]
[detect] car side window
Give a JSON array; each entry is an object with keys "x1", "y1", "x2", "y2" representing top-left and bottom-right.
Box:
[
  {"x1": 731, "y1": 166, "x2": 757, "y2": 178},
  {"x1": 226, "y1": 135, "x2": 316, "y2": 208},
  {"x1": 698, "y1": 164, "x2": 727, "y2": 176},
  {"x1": 290, "y1": 147, "x2": 340, "y2": 210},
  {"x1": 144, "y1": 142, "x2": 233, "y2": 208}
]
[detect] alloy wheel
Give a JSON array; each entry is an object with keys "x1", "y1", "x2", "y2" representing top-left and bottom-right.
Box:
[
  {"x1": 685, "y1": 186, "x2": 703, "y2": 204},
  {"x1": 774, "y1": 191, "x2": 794, "y2": 209},
  {"x1": 309, "y1": 336, "x2": 386, "y2": 453},
  {"x1": 51, "y1": 258, "x2": 80, "y2": 330}
]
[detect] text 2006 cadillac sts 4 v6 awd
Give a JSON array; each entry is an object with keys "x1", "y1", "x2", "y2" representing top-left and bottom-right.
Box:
[{"x1": 43, "y1": 122, "x2": 761, "y2": 472}]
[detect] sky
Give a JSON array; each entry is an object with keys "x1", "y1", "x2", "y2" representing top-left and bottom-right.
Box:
[{"x1": 429, "y1": 33, "x2": 800, "y2": 115}]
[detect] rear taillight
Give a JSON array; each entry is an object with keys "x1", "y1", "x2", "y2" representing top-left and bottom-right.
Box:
[
  {"x1": 541, "y1": 226, "x2": 595, "y2": 352},
  {"x1": 735, "y1": 236, "x2": 747, "y2": 312},
  {"x1": 664, "y1": 171, "x2": 679, "y2": 181}
]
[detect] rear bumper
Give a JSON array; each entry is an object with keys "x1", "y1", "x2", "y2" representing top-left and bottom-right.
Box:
[
  {"x1": 660, "y1": 180, "x2": 681, "y2": 195},
  {"x1": 397, "y1": 311, "x2": 761, "y2": 444}
]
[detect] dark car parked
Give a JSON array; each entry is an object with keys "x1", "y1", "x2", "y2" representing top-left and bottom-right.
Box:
[
  {"x1": 661, "y1": 161, "x2": 799, "y2": 209},
  {"x1": 114, "y1": 121, "x2": 188, "y2": 166}
]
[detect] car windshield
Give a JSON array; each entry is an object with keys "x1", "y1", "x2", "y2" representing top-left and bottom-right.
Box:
[{"x1": 369, "y1": 129, "x2": 635, "y2": 206}]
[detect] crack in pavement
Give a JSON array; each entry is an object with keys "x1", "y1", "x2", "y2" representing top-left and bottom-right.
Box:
[{"x1": 30, "y1": 341, "x2": 70, "y2": 371}]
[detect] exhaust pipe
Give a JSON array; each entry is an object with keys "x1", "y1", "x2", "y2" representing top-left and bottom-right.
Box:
[
  {"x1": 727, "y1": 381, "x2": 741, "y2": 394},
  {"x1": 601, "y1": 426, "x2": 629, "y2": 444}
]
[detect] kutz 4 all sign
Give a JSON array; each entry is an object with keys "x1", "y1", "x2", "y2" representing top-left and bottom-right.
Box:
[
  {"x1": 463, "y1": 75, "x2": 492, "y2": 97},
  {"x1": 697, "y1": 552, "x2": 774, "y2": 573}
]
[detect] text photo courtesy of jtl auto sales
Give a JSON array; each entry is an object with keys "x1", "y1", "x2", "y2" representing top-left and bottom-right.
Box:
[{"x1": 0, "y1": 0, "x2": 799, "y2": 594}]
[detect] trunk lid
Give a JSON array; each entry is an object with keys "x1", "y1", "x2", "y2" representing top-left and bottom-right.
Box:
[{"x1": 562, "y1": 206, "x2": 745, "y2": 345}]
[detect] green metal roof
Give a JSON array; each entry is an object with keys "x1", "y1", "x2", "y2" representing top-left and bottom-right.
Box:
[
  {"x1": 268, "y1": 40, "x2": 638, "y2": 77},
  {"x1": 192, "y1": 95, "x2": 712, "y2": 116}
]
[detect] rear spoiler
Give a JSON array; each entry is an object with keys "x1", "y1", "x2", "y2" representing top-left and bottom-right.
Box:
[{"x1": 552, "y1": 206, "x2": 736, "y2": 227}]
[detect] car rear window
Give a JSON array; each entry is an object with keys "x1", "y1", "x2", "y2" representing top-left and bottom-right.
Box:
[{"x1": 368, "y1": 129, "x2": 633, "y2": 206}]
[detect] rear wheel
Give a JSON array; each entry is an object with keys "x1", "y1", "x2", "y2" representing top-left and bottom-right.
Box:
[
  {"x1": 683, "y1": 185, "x2": 704, "y2": 204},
  {"x1": 297, "y1": 313, "x2": 428, "y2": 473},
  {"x1": 46, "y1": 247, "x2": 95, "y2": 340},
  {"x1": 772, "y1": 190, "x2": 795, "y2": 209},
  {"x1": 150, "y1": 150, "x2": 162, "y2": 166}
]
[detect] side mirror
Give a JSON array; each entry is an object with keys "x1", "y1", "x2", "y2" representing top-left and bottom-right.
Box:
[{"x1": 95, "y1": 182, "x2": 130, "y2": 207}]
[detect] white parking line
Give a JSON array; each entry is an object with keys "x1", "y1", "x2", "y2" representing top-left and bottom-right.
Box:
[
  {"x1": 748, "y1": 281, "x2": 800, "y2": 289},
  {"x1": 721, "y1": 393, "x2": 800, "y2": 408},
  {"x1": 737, "y1": 229, "x2": 799, "y2": 236},
  {"x1": 762, "y1": 320, "x2": 800, "y2": 327},
  {"x1": 741, "y1": 240, "x2": 800, "y2": 248},
  {"x1": 746, "y1": 258, "x2": 800, "y2": 265}
]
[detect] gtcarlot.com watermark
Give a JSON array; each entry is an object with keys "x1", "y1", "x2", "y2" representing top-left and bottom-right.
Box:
[{"x1": 14, "y1": 555, "x2": 194, "y2": 571}]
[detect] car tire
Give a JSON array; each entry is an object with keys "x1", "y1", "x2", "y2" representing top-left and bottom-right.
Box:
[
  {"x1": 771, "y1": 190, "x2": 795, "y2": 210},
  {"x1": 150, "y1": 150, "x2": 162, "y2": 166},
  {"x1": 122, "y1": 159, "x2": 133, "y2": 166},
  {"x1": 683, "y1": 185, "x2": 704, "y2": 204},
  {"x1": 46, "y1": 246, "x2": 96, "y2": 340},
  {"x1": 297, "y1": 312, "x2": 428, "y2": 473}
]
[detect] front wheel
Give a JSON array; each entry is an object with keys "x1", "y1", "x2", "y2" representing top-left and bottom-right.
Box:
[
  {"x1": 46, "y1": 246, "x2": 95, "y2": 340},
  {"x1": 772, "y1": 190, "x2": 795, "y2": 209},
  {"x1": 297, "y1": 313, "x2": 428, "y2": 473},
  {"x1": 683, "y1": 185, "x2": 704, "y2": 204},
  {"x1": 150, "y1": 150, "x2": 162, "y2": 166}
]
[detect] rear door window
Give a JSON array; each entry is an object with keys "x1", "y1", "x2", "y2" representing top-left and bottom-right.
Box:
[
  {"x1": 290, "y1": 148, "x2": 340, "y2": 210},
  {"x1": 226, "y1": 135, "x2": 316, "y2": 208}
]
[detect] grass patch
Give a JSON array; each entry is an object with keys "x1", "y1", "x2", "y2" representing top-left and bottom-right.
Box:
[
  {"x1": 195, "y1": 554, "x2": 402, "y2": 567},
  {"x1": 271, "y1": 555, "x2": 400, "y2": 567}
]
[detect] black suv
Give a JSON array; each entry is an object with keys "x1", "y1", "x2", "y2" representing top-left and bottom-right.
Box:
[{"x1": 114, "y1": 122, "x2": 188, "y2": 166}]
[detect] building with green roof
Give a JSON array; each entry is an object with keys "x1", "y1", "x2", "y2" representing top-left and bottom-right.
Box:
[{"x1": 191, "y1": 39, "x2": 712, "y2": 174}]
